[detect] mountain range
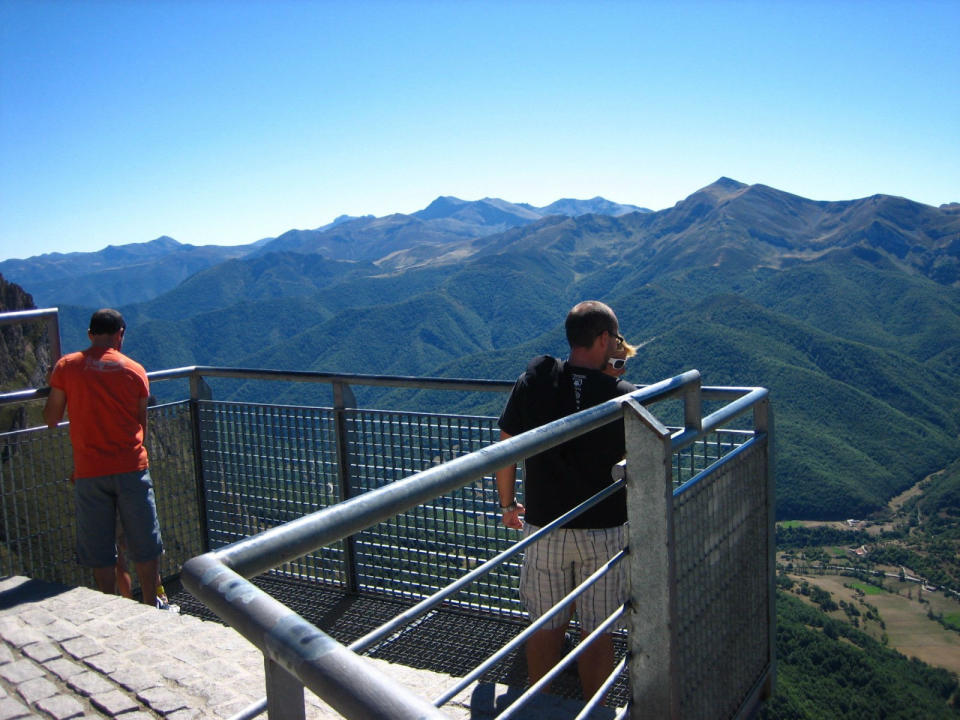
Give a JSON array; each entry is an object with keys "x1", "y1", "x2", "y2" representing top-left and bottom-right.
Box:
[
  {"x1": 1, "y1": 196, "x2": 648, "y2": 307},
  {"x1": 3, "y1": 180, "x2": 959, "y2": 520}
]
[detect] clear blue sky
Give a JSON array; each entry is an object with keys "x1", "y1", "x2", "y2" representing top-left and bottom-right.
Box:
[{"x1": 1, "y1": 0, "x2": 958, "y2": 262}]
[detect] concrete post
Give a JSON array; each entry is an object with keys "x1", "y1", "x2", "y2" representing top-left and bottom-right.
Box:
[
  {"x1": 756, "y1": 396, "x2": 777, "y2": 701},
  {"x1": 623, "y1": 397, "x2": 679, "y2": 720},
  {"x1": 264, "y1": 657, "x2": 306, "y2": 720}
]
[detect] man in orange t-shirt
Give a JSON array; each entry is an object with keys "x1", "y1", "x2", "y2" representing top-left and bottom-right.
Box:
[{"x1": 44, "y1": 309, "x2": 163, "y2": 605}]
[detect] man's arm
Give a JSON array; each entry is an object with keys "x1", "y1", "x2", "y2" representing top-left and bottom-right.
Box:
[
  {"x1": 43, "y1": 387, "x2": 67, "y2": 428},
  {"x1": 495, "y1": 430, "x2": 525, "y2": 529},
  {"x1": 137, "y1": 396, "x2": 149, "y2": 438}
]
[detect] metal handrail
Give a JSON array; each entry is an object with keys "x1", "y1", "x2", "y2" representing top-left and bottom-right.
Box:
[
  {"x1": 0, "y1": 327, "x2": 771, "y2": 719},
  {"x1": 182, "y1": 371, "x2": 710, "y2": 719},
  {"x1": 349, "y1": 476, "x2": 627, "y2": 654},
  {"x1": 192, "y1": 370, "x2": 700, "y2": 578},
  {"x1": 0, "y1": 364, "x2": 515, "y2": 407},
  {"x1": 149, "y1": 365, "x2": 517, "y2": 393},
  {"x1": 0, "y1": 307, "x2": 61, "y2": 364}
]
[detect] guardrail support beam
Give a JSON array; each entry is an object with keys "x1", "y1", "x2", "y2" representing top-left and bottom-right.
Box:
[
  {"x1": 265, "y1": 657, "x2": 306, "y2": 720},
  {"x1": 333, "y1": 380, "x2": 358, "y2": 593},
  {"x1": 623, "y1": 397, "x2": 679, "y2": 720}
]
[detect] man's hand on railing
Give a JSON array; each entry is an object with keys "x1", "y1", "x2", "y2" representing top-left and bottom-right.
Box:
[{"x1": 501, "y1": 501, "x2": 525, "y2": 530}]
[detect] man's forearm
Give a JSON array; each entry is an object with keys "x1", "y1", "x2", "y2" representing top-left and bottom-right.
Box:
[{"x1": 496, "y1": 465, "x2": 517, "y2": 507}]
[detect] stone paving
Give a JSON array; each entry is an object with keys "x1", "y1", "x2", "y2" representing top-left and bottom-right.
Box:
[{"x1": 0, "y1": 576, "x2": 612, "y2": 720}]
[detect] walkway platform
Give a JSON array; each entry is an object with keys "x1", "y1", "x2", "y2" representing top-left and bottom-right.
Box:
[{"x1": 0, "y1": 576, "x2": 623, "y2": 719}]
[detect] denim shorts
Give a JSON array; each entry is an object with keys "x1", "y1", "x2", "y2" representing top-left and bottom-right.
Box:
[{"x1": 74, "y1": 469, "x2": 163, "y2": 568}]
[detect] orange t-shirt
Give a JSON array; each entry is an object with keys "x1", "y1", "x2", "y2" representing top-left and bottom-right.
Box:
[{"x1": 49, "y1": 347, "x2": 149, "y2": 479}]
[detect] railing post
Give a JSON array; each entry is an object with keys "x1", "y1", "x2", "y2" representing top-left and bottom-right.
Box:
[
  {"x1": 623, "y1": 397, "x2": 680, "y2": 720},
  {"x1": 43, "y1": 311, "x2": 62, "y2": 364},
  {"x1": 333, "y1": 380, "x2": 358, "y2": 593},
  {"x1": 683, "y1": 374, "x2": 702, "y2": 434},
  {"x1": 756, "y1": 395, "x2": 778, "y2": 701},
  {"x1": 264, "y1": 657, "x2": 306, "y2": 720},
  {"x1": 189, "y1": 372, "x2": 213, "y2": 553}
]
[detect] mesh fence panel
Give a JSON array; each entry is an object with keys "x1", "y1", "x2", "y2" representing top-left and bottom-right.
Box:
[
  {"x1": 347, "y1": 409, "x2": 523, "y2": 617},
  {"x1": 0, "y1": 420, "x2": 77, "y2": 585},
  {"x1": 197, "y1": 401, "x2": 346, "y2": 585},
  {"x1": 0, "y1": 401, "x2": 204, "y2": 590},
  {"x1": 673, "y1": 437, "x2": 771, "y2": 720},
  {"x1": 672, "y1": 430, "x2": 753, "y2": 487},
  {"x1": 195, "y1": 402, "x2": 523, "y2": 616}
]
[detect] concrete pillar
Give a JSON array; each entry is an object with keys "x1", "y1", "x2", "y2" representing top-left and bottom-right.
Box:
[
  {"x1": 264, "y1": 656, "x2": 306, "y2": 720},
  {"x1": 623, "y1": 397, "x2": 679, "y2": 720}
]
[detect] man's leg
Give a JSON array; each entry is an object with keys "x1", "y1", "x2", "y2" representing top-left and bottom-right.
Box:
[
  {"x1": 576, "y1": 631, "x2": 615, "y2": 701},
  {"x1": 134, "y1": 556, "x2": 160, "y2": 606},
  {"x1": 526, "y1": 624, "x2": 568, "y2": 690},
  {"x1": 571, "y1": 524, "x2": 626, "y2": 701},
  {"x1": 93, "y1": 566, "x2": 117, "y2": 595},
  {"x1": 519, "y1": 524, "x2": 574, "y2": 691},
  {"x1": 75, "y1": 476, "x2": 119, "y2": 596},
  {"x1": 117, "y1": 469, "x2": 164, "y2": 606}
]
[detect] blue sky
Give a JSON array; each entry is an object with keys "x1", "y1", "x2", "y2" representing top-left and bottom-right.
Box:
[{"x1": 1, "y1": 0, "x2": 958, "y2": 262}]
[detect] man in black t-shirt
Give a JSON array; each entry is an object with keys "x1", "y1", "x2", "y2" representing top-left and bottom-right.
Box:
[{"x1": 496, "y1": 300, "x2": 634, "y2": 700}]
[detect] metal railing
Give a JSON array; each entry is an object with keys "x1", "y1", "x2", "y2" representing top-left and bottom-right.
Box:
[{"x1": 0, "y1": 364, "x2": 773, "y2": 719}]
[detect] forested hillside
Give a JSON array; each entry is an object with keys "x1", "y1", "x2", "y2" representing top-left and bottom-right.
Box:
[
  {"x1": 762, "y1": 592, "x2": 958, "y2": 718},
  {"x1": 18, "y1": 179, "x2": 960, "y2": 520},
  {"x1": 0, "y1": 275, "x2": 50, "y2": 431}
]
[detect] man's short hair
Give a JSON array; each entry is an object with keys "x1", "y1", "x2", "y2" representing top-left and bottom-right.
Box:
[
  {"x1": 565, "y1": 301, "x2": 617, "y2": 348},
  {"x1": 89, "y1": 308, "x2": 126, "y2": 336}
]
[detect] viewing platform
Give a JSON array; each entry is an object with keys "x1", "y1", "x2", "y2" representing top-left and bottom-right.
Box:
[
  {"x1": 0, "y1": 310, "x2": 775, "y2": 719},
  {"x1": 1, "y1": 574, "x2": 599, "y2": 719}
]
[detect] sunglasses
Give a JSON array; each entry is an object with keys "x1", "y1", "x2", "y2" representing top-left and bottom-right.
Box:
[{"x1": 608, "y1": 357, "x2": 627, "y2": 370}]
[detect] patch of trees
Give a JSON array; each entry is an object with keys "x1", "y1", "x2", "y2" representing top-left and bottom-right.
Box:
[
  {"x1": 761, "y1": 592, "x2": 959, "y2": 718},
  {"x1": 776, "y1": 525, "x2": 871, "y2": 549}
]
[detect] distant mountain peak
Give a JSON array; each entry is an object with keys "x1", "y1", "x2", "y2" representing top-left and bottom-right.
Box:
[
  {"x1": 316, "y1": 214, "x2": 374, "y2": 232},
  {"x1": 715, "y1": 176, "x2": 747, "y2": 190},
  {"x1": 415, "y1": 196, "x2": 471, "y2": 220},
  {"x1": 538, "y1": 197, "x2": 650, "y2": 217},
  {"x1": 699, "y1": 177, "x2": 749, "y2": 200}
]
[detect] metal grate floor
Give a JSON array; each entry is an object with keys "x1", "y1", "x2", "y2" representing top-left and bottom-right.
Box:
[{"x1": 167, "y1": 573, "x2": 630, "y2": 707}]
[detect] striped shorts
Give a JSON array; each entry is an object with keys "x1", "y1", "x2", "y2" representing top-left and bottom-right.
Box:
[{"x1": 519, "y1": 523, "x2": 627, "y2": 634}]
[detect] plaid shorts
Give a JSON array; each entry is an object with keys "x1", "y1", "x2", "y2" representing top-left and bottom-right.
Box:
[{"x1": 519, "y1": 523, "x2": 627, "y2": 634}]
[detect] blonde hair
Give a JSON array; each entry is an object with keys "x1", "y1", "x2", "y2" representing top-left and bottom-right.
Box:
[{"x1": 614, "y1": 340, "x2": 637, "y2": 359}]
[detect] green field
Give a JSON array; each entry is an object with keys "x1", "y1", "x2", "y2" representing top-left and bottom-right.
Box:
[{"x1": 848, "y1": 580, "x2": 885, "y2": 596}]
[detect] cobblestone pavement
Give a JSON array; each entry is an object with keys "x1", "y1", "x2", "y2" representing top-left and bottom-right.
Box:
[{"x1": 0, "y1": 576, "x2": 606, "y2": 720}]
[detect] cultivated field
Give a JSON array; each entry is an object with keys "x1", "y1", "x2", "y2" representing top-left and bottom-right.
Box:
[{"x1": 786, "y1": 572, "x2": 960, "y2": 675}]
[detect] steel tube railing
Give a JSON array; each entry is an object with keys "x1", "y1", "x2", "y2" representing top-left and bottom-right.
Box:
[
  {"x1": 0, "y1": 333, "x2": 771, "y2": 720},
  {"x1": 497, "y1": 605, "x2": 627, "y2": 720},
  {"x1": 432, "y1": 548, "x2": 627, "y2": 708},
  {"x1": 674, "y1": 435, "x2": 764, "y2": 495},
  {"x1": 0, "y1": 307, "x2": 61, "y2": 364},
  {"x1": 350, "y1": 476, "x2": 626, "y2": 654},
  {"x1": 150, "y1": 365, "x2": 516, "y2": 393},
  {"x1": 576, "y1": 655, "x2": 629, "y2": 720},
  {"x1": 183, "y1": 553, "x2": 449, "y2": 720},
  {"x1": 199, "y1": 370, "x2": 703, "y2": 580},
  {"x1": 670, "y1": 387, "x2": 769, "y2": 452},
  {"x1": 183, "y1": 370, "x2": 709, "y2": 719}
]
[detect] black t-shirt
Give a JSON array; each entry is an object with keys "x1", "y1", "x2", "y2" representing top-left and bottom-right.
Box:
[{"x1": 498, "y1": 355, "x2": 635, "y2": 528}]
